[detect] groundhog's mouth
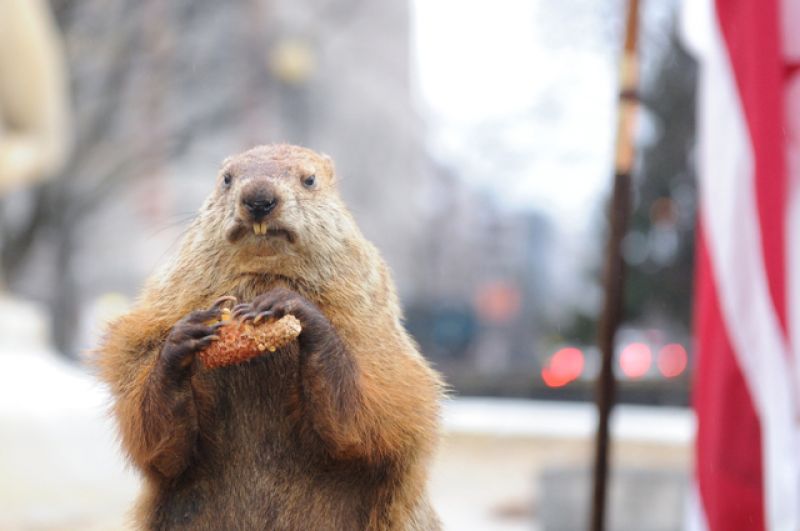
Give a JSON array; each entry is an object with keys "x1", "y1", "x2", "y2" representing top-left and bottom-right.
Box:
[
  {"x1": 253, "y1": 222, "x2": 296, "y2": 243},
  {"x1": 225, "y1": 219, "x2": 296, "y2": 244}
]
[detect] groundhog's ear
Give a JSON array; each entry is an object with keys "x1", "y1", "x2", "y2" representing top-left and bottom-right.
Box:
[{"x1": 321, "y1": 153, "x2": 336, "y2": 180}]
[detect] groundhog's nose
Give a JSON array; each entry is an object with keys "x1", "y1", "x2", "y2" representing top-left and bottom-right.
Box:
[{"x1": 242, "y1": 193, "x2": 278, "y2": 221}]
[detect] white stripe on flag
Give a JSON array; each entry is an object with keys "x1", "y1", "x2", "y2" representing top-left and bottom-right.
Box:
[
  {"x1": 679, "y1": 1, "x2": 710, "y2": 527},
  {"x1": 782, "y1": 0, "x2": 800, "y2": 60}
]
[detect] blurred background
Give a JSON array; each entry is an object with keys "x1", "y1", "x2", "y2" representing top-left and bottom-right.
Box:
[{"x1": 0, "y1": 0, "x2": 697, "y2": 529}]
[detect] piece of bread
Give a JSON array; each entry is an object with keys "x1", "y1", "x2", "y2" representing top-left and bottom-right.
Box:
[{"x1": 198, "y1": 310, "x2": 302, "y2": 369}]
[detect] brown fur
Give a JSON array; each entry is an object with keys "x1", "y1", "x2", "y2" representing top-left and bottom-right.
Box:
[{"x1": 96, "y1": 144, "x2": 444, "y2": 530}]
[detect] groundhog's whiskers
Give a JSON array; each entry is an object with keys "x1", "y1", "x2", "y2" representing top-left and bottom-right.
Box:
[{"x1": 146, "y1": 212, "x2": 199, "y2": 238}]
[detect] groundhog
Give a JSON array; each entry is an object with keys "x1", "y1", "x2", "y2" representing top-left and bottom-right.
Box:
[{"x1": 97, "y1": 144, "x2": 444, "y2": 530}]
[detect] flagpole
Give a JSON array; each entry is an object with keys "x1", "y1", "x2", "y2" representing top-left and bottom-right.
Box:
[{"x1": 590, "y1": 1, "x2": 639, "y2": 530}]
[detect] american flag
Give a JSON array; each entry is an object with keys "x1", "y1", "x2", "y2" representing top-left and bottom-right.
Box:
[{"x1": 682, "y1": 0, "x2": 800, "y2": 529}]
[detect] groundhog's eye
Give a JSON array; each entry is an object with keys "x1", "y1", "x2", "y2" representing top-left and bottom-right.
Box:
[
  {"x1": 302, "y1": 174, "x2": 316, "y2": 188},
  {"x1": 223, "y1": 172, "x2": 233, "y2": 186}
]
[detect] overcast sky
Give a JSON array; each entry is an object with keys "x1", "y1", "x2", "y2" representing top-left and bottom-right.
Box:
[{"x1": 410, "y1": 0, "x2": 646, "y2": 233}]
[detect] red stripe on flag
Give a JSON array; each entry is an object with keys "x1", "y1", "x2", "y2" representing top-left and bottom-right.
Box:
[
  {"x1": 715, "y1": 0, "x2": 788, "y2": 334},
  {"x1": 694, "y1": 229, "x2": 765, "y2": 531}
]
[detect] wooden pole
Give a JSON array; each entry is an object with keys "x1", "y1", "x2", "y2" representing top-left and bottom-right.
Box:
[{"x1": 589, "y1": 1, "x2": 639, "y2": 530}]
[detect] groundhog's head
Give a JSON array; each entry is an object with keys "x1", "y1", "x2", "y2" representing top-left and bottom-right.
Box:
[{"x1": 200, "y1": 144, "x2": 355, "y2": 275}]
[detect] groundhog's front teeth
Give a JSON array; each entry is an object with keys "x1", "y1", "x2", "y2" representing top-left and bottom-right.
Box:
[{"x1": 252, "y1": 222, "x2": 270, "y2": 236}]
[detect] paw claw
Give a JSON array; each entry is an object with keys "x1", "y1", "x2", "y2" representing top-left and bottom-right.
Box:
[
  {"x1": 232, "y1": 305, "x2": 251, "y2": 319},
  {"x1": 253, "y1": 310, "x2": 274, "y2": 325},
  {"x1": 211, "y1": 296, "x2": 237, "y2": 310}
]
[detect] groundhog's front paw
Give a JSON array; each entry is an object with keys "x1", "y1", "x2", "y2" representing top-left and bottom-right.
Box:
[
  {"x1": 232, "y1": 288, "x2": 329, "y2": 345},
  {"x1": 158, "y1": 297, "x2": 233, "y2": 380}
]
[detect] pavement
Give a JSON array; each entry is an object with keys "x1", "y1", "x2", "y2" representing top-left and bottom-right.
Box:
[{"x1": 432, "y1": 399, "x2": 691, "y2": 531}]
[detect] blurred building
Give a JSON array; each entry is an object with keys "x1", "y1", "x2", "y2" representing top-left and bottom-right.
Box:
[
  {"x1": 408, "y1": 159, "x2": 557, "y2": 391},
  {"x1": 269, "y1": 0, "x2": 431, "y2": 298}
]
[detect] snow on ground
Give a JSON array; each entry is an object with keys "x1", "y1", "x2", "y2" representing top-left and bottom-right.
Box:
[
  {"x1": 0, "y1": 296, "x2": 138, "y2": 530},
  {"x1": 443, "y1": 396, "x2": 694, "y2": 444}
]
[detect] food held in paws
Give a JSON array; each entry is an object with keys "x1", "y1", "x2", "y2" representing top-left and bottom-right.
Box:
[{"x1": 198, "y1": 310, "x2": 302, "y2": 369}]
